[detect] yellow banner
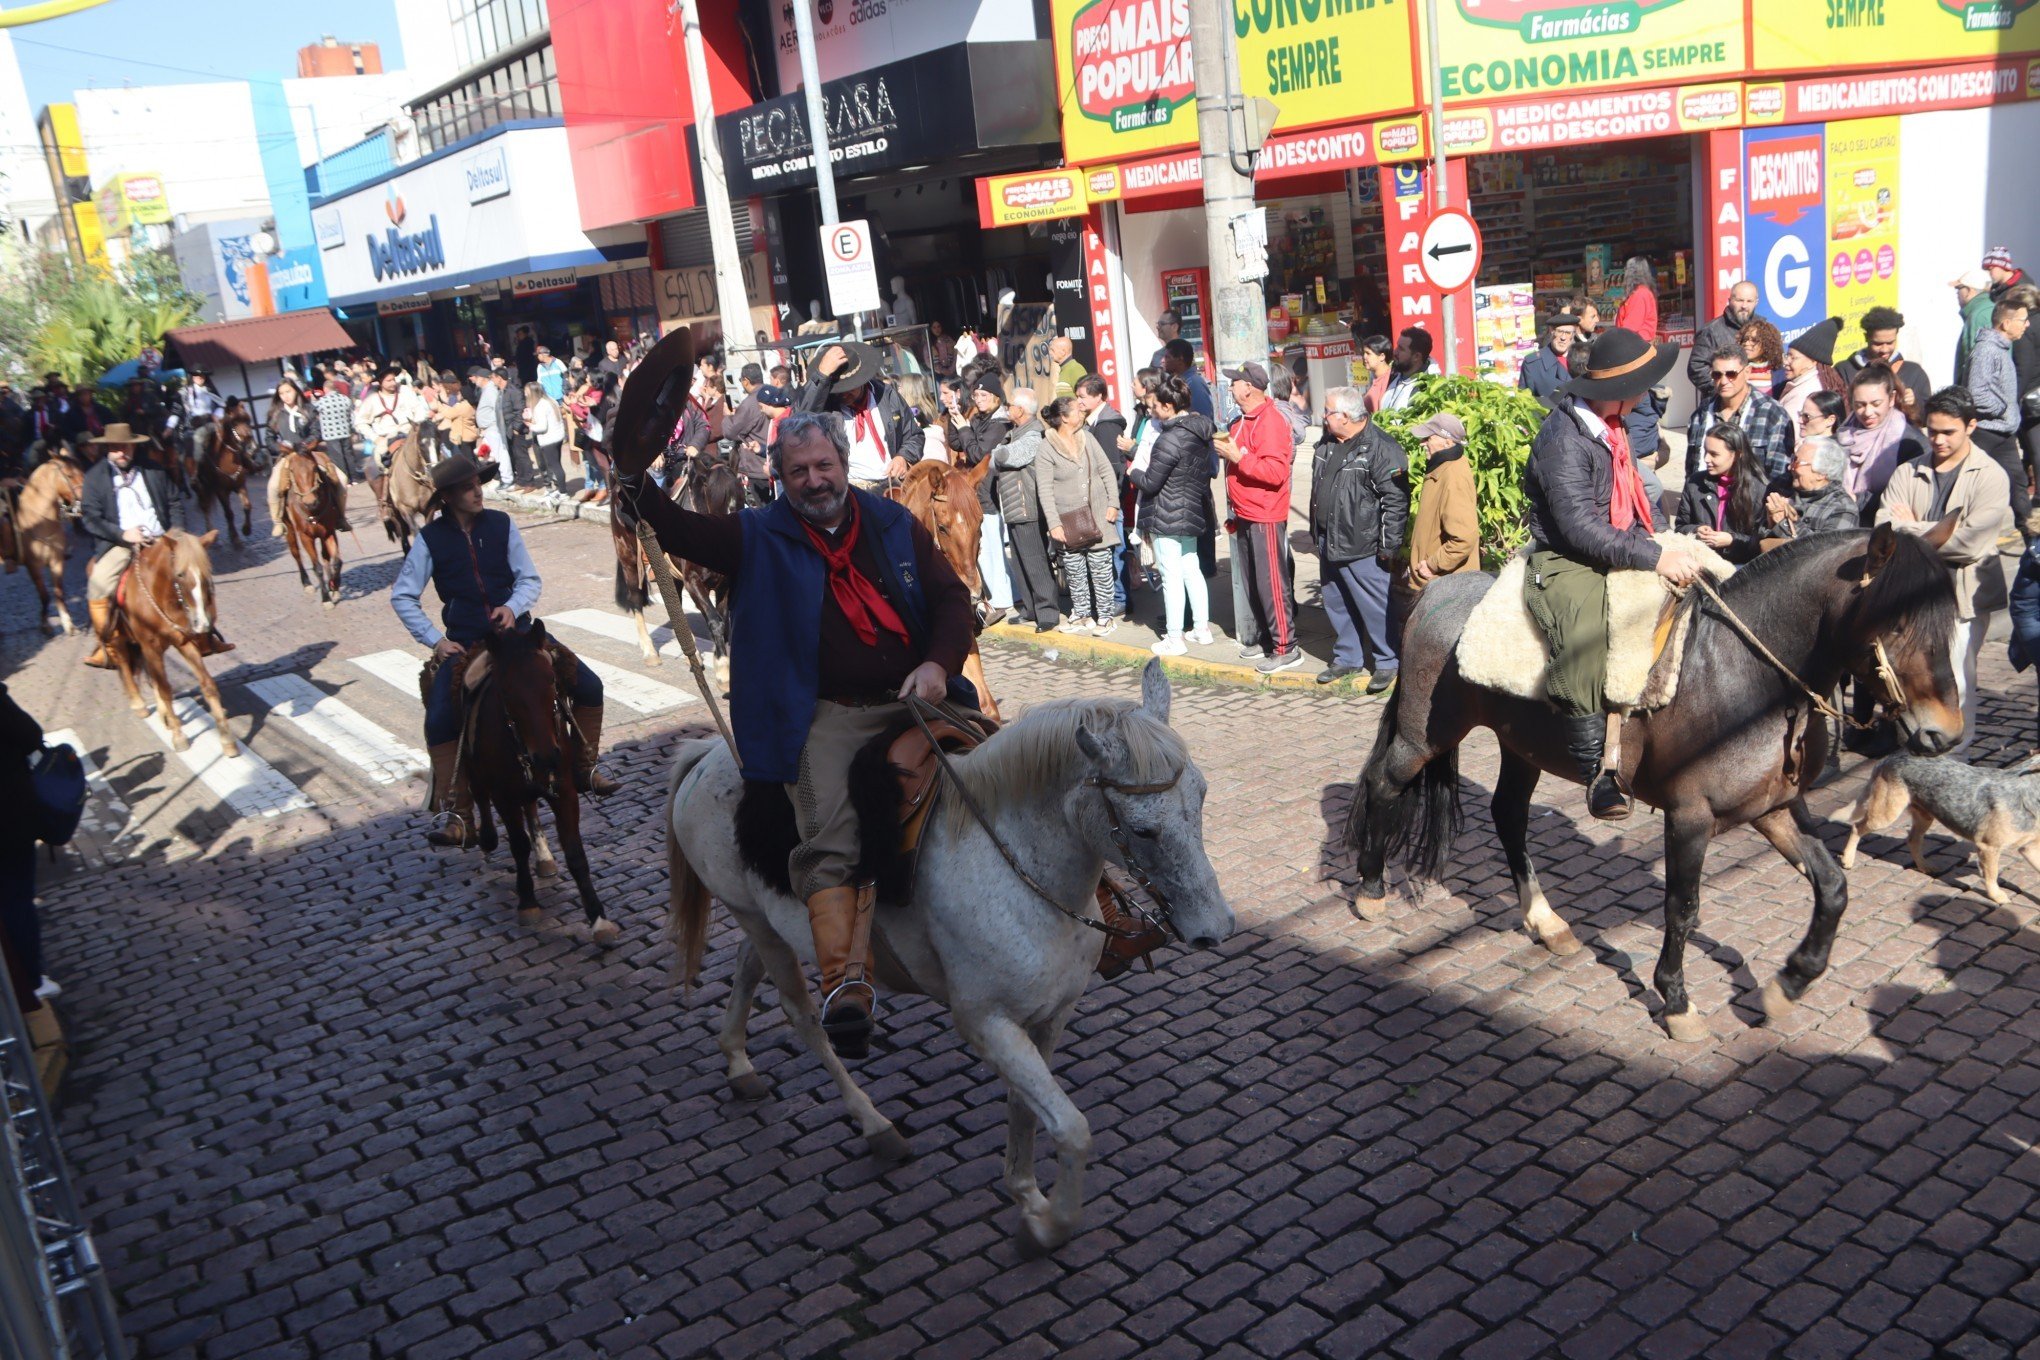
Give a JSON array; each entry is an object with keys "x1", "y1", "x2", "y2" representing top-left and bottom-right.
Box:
[
  {"x1": 1824, "y1": 117, "x2": 1901, "y2": 361},
  {"x1": 1423, "y1": 0, "x2": 1745, "y2": 103},
  {"x1": 1754, "y1": 0, "x2": 2040, "y2": 73},
  {"x1": 980, "y1": 169, "x2": 1091, "y2": 228},
  {"x1": 1233, "y1": 0, "x2": 1419, "y2": 131}
]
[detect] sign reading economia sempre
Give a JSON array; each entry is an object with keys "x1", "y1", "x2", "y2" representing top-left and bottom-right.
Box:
[{"x1": 1433, "y1": 0, "x2": 1744, "y2": 102}]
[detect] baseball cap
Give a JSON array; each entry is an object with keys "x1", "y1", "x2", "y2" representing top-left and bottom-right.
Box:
[
  {"x1": 1411, "y1": 413, "x2": 1467, "y2": 443},
  {"x1": 757, "y1": 384, "x2": 792, "y2": 408},
  {"x1": 1221, "y1": 361, "x2": 1270, "y2": 390},
  {"x1": 1984, "y1": 245, "x2": 2015, "y2": 271},
  {"x1": 1953, "y1": 268, "x2": 1992, "y2": 291}
]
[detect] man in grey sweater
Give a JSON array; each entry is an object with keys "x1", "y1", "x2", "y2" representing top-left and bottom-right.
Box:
[{"x1": 1968, "y1": 295, "x2": 2030, "y2": 536}]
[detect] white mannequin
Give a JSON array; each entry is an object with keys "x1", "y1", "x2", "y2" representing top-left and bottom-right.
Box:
[
  {"x1": 796, "y1": 298, "x2": 831, "y2": 335},
  {"x1": 888, "y1": 274, "x2": 918, "y2": 328}
]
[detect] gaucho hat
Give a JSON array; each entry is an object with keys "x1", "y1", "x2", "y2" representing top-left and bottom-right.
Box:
[
  {"x1": 610, "y1": 326, "x2": 695, "y2": 480},
  {"x1": 429, "y1": 450, "x2": 498, "y2": 495},
  {"x1": 824, "y1": 340, "x2": 885, "y2": 393},
  {"x1": 1560, "y1": 327, "x2": 1678, "y2": 402}
]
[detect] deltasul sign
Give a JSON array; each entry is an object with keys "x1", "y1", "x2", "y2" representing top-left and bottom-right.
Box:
[
  {"x1": 1070, "y1": 0, "x2": 1196, "y2": 132},
  {"x1": 1457, "y1": 0, "x2": 1689, "y2": 41}
]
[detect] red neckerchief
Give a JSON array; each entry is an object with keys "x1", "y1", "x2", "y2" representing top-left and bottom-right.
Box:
[
  {"x1": 842, "y1": 386, "x2": 884, "y2": 454},
  {"x1": 799, "y1": 498, "x2": 911, "y2": 648},
  {"x1": 1605, "y1": 420, "x2": 1655, "y2": 532}
]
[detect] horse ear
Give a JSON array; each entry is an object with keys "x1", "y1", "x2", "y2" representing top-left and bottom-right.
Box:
[
  {"x1": 1862, "y1": 522, "x2": 1899, "y2": 581},
  {"x1": 1074, "y1": 721, "x2": 1108, "y2": 766},
  {"x1": 199, "y1": 529, "x2": 219, "y2": 547},
  {"x1": 1140, "y1": 656, "x2": 1172, "y2": 725},
  {"x1": 1922, "y1": 512, "x2": 1960, "y2": 552}
]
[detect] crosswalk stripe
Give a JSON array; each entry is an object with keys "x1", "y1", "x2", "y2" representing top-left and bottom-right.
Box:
[
  {"x1": 146, "y1": 699, "x2": 315, "y2": 819},
  {"x1": 244, "y1": 675, "x2": 428, "y2": 784},
  {"x1": 41, "y1": 728, "x2": 141, "y2": 859},
  {"x1": 350, "y1": 647, "x2": 693, "y2": 716},
  {"x1": 548, "y1": 607, "x2": 710, "y2": 661}
]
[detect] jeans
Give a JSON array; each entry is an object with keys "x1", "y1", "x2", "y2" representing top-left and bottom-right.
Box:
[
  {"x1": 425, "y1": 643, "x2": 602, "y2": 746},
  {"x1": 537, "y1": 440, "x2": 569, "y2": 493},
  {"x1": 1321, "y1": 554, "x2": 1397, "y2": 672},
  {"x1": 978, "y1": 509, "x2": 1014, "y2": 610},
  {"x1": 1153, "y1": 534, "x2": 1209, "y2": 637}
]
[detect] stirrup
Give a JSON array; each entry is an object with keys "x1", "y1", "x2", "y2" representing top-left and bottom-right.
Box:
[
  {"x1": 820, "y1": 977, "x2": 878, "y2": 1059},
  {"x1": 426, "y1": 811, "x2": 473, "y2": 847}
]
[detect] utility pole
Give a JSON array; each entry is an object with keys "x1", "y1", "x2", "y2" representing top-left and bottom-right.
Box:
[
  {"x1": 787, "y1": 0, "x2": 857, "y2": 336},
  {"x1": 1424, "y1": 0, "x2": 1459, "y2": 374},
  {"x1": 1188, "y1": 0, "x2": 1268, "y2": 393},
  {"x1": 676, "y1": 0, "x2": 753, "y2": 356}
]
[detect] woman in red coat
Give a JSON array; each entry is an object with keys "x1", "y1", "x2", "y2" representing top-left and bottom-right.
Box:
[{"x1": 1614, "y1": 256, "x2": 1659, "y2": 341}]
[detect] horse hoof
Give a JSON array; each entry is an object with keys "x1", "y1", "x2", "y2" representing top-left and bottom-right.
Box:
[
  {"x1": 866, "y1": 1125, "x2": 913, "y2": 1164},
  {"x1": 322, "y1": 599, "x2": 336, "y2": 611},
  {"x1": 728, "y1": 1072, "x2": 773, "y2": 1102},
  {"x1": 516, "y1": 906, "x2": 542, "y2": 925},
  {"x1": 1662, "y1": 1009, "x2": 1711, "y2": 1044},
  {"x1": 1014, "y1": 1213, "x2": 1067, "y2": 1258},
  {"x1": 589, "y1": 917, "x2": 620, "y2": 945},
  {"x1": 1758, "y1": 976, "x2": 1798, "y2": 1022},
  {"x1": 219, "y1": 742, "x2": 241, "y2": 760},
  {"x1": 1351, "y1": 894, "x2": 1388, "y2": 922},
  {"x1": 1535, "y1": 922, "x2": 1583, "y2": 956},
  {"x1": 536, "y1": 860, "x2": 559, "y2": 879}
]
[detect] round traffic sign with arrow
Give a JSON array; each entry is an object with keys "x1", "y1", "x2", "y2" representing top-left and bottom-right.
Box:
[{"x1": 1418, "y1": 208, "x2": 1482, "y2": 293}]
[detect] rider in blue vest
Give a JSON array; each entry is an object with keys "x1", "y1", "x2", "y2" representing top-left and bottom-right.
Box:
[
  {"x1": 623, "y1": 407, "x2": 976, "y2": 1059},
  {"x1": 391, "y1": 452, "x2": 617, "y2": 847}
]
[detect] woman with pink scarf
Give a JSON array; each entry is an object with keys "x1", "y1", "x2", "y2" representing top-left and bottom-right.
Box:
[{"x1": 1838, "y1": 364, "x2": 1926, "y2": 523}]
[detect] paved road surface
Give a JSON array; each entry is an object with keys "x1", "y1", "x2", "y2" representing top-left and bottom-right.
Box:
[{"x1": 6, "y1": 481, "x2": 2039, "y2": 1359}]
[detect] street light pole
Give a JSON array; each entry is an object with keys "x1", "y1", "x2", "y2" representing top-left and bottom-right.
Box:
[
  {"x1": 1189, "y1": 0, "x2": 1270, "y2": 394},
  {"x1": 676, "y1": 0, "x2": 753, "y2": 356},
  {"x1": 1425, "y1": 0, "x2": 1459, "y2": 374}
]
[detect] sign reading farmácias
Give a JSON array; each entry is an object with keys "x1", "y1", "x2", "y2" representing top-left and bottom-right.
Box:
[
  {"x1": 976, "y1": 170, "x2": 1090, "y2": 228},
  {"x1": 1752, "y1": 0, "x2": 2040, "y2": 74},
  {"x1": 1437, "y1": 82, "x2": 1741, "y2": 153},
  {"x1": 1430, "y1": 0, "x2": 1743, "y2": 102},
  {"x1": 1056, "y1": 0, "x2": 1197, "y2": 163}
]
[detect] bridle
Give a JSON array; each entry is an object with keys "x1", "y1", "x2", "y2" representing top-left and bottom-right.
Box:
[
  {"x1": 906, "y1": 697, "x2": 1180, "y2": 944},
  {"x1": 131, "y1": 539, "x2": 207, "y2": 647},
  {"x1": 1690, "y1": 572, "x2": 1913, "y2": 729},
  {"x1": 467, "y1": 653, "x2": 577, "y2": 802}
]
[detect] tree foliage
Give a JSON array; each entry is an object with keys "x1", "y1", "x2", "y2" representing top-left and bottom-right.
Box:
[
  {"x1": 0, "y1": 250, "x2": 201, "y2": 403},
  {"x1": 1374, "y1": 375, "x2": 1546, "y2": 570}
]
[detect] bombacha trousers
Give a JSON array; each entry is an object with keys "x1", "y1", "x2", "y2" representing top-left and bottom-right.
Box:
[
  {"x1": 787, "y1": 699, "x2": 909, "y2": 902},
  {"x1": 86, "y1": 544, "x2": 133, "y2": 601},
  {"x1": 1523, "y1": 549, "x2": 1611, "y2": 718}
]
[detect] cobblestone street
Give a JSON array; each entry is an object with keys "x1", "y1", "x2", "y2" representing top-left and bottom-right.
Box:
[{"x1": 8, "y1": 489, "x2": 2040, "y2": 1360}]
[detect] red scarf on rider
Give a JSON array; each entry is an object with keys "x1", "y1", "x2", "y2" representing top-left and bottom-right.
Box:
[
  {"x1": 842, "y1": 386, "x2": 884, "y2": 456},
  {"x1": 800, "y1": 498, "x2": 912, "y2": 648},
  {"x1": 1605, "y1": 421, "x2": 1655, "y2": 532}
]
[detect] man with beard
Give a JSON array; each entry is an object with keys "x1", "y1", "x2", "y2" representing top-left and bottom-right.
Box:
[
  {"x1": 1688, "y1": 279, "x2": 1758, "y2": 401},
  {"x1": 622, "y1": 411, "x2": 974, "y2": 1061}
]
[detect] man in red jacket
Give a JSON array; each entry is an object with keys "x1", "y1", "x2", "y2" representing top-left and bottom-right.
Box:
[{"x1": 1215, "y1": 361, "x2": 1302, "y2": 673}]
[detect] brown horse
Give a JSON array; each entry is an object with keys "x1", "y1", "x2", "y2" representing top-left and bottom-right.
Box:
[
  {"x1": 373, "y1": 424, "x2": 434, "y2": 556},
  {"x1": 891, "y1": 459, "x2": 1001, "y2": 721},
  {"x1": 193, "y1": 418, "x2": 256, "y2": 547},
  {"x1": 462, "y1": 621, "x2": 615, "y2": 941},
  {"x1": 278, "y1": 448, "x2": 345, "y2": 607},
  {"x1": 2, "y1": 456, "x2": 84, "y2": 635},
  {"x1": 610, "y1": 507, "x2": 681, "y2": 667},
  {"x1": 100, "y1": 529, "x2": 239, "y2": 757},
  {"x1": 670, "y1": 447, "x2": 742, "y2": 679}
]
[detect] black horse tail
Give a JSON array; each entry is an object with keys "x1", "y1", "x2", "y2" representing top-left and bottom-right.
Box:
[
  {"x1": 1345, "y1": 682, "x2": 1463, "y2": 885},
  {"x1": 614, "y1": 560, "x2": 649, "y2": 610}
]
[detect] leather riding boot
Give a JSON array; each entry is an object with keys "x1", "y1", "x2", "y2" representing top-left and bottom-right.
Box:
[
  {"x1": 424, "y1": 741, "x2": 474, "y2": 847},
  {"x1": 808, "y1": 883, "x2": 877, "y2": 1059},
  {"x1": 84, "y1": 597, "x2": 115, "y2": 668},
  {"x1": 571, "y1": 704, "x2": 619, "y2": 796},
  {"x1": 195, "y1": 629, "x2": 236, "y2": 657},
  {"x1": 1565, "y1": 712, "x2": 1632, "y2": 821}
]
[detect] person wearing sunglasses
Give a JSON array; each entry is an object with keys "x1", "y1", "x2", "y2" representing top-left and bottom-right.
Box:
[{"x1": 1685, "y1": 351, "x2": 1796, "y2": 482}]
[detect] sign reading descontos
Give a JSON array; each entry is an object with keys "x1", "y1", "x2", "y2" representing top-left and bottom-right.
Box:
[{"x1": 1429, "y1": 0, "x2": 1744, "y2": 102}]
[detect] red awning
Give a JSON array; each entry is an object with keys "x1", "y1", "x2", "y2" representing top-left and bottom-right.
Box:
[{"x1": 163, "y1": 311, "x2": 354, "y2": 371}]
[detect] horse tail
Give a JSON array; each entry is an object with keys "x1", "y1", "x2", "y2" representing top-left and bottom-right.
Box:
[
  {"x1": 666, "y1": 740, "x2": 719, "y2": 998},
  {"x1": 614, "y1": 559, "x2": 649, "y2": 610},
  {"x1": 1345, "y1": 682, "x2": 1463, "y2": 884}
]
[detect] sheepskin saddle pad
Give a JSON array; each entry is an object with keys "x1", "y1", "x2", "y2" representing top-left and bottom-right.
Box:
[{"x1": 1455, "y1": 533, "x2": 1736, "y2": 711}]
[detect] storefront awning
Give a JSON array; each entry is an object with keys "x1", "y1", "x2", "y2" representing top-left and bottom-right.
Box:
[{"x1": 163, "y1": 311, "x2": 355, "y2": 370}]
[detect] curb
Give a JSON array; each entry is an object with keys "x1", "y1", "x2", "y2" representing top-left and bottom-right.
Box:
[
  {"x1": 487, "y1": 487, "x2": 614, "y2": 524},
  {"x1": 982, "y1": 622, "x2": 1377, "y2": 695}
]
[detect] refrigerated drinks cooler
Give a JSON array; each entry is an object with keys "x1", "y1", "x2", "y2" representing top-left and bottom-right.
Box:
[{"x1": 1159, "y1": 267, "x2": 1214, "y2": 380}]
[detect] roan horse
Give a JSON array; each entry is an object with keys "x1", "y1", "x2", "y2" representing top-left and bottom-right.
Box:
[
  {"x1": 100, "y1": 528, "x2": 240, "y2": 757},
  {"x1": 1347, "y1": 524, "x2": 1963, "y2": 1042},
  {"x1": 192, "y1": 418, "x2": 256, "y2": 547},
  {"x1": 2, "y1": 455, "x2": 85, "y2": 635},
  {"x1": 667, "y1": 443, "x2": 743, "y2": 675},
  {"x1": 889, "y1": 459, "x2": 1002, "y2": 721},
  {"x1": 666, "y1": 660, "x2": 1233, "y2": 1252},
  {"x1": 278, "y1": 446, "x2": 345, "y2": 607},
  {"x1": 461, "y1": 621, "x2": 616, "y2": 942},
  {"x1": 374, "y1": 424, "x2": 435, "y2": 557}
]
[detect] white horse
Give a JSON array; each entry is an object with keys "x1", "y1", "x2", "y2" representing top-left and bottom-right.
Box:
[{"x1": 665, "y1": 659, "x2": 1234, "y2": 1253}]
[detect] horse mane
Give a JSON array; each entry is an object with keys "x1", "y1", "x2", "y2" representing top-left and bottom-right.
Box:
[
  {"x1": 162, "y1": 528, "x2": 213, "y2": 581},
  {"x1": 1712, "y1": 525, "x2": 1957, "y2": 666},
  {"x1": 940, "y1": 697, "x2": 1186, "y2": 837}
]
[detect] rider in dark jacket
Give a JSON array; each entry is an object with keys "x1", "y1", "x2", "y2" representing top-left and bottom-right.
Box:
[
  {"x1": 1131, "y1": 411, "x2": 1215, "y2": 539},
  {"x1": 796, "y1": 341, "x2": 924, "y2": 486}
]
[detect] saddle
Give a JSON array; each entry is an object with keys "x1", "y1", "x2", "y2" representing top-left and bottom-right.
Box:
[{"x1": 1455, "y1": 533, "x2": 1736, "y2": 712}]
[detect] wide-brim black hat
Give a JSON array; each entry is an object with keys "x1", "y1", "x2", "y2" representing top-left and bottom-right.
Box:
[
  {"x1": 429, "y1": 451, "x2": 498, "y2": 495},
  {"x1": 611, "y1": 327, "x2": 695, "y2": 480},
  {"x1": 1560, "y1": 328, "x2": 1679, "y2": 401},
  {"x1": 825, "y1": 341, "x2": 885, "y2": 394}
]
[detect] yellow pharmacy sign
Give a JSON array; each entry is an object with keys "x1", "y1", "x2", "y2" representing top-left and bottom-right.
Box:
[
  {"x1": 1753, "y1": 0, "x2": 2040, "y2": 72},
  {"x1": 1422, "y1": 0, "x2": 1746, "y2": 103},
  {"x1": 1233, "y1": 0, "x2": 1420, "y2": 131}
]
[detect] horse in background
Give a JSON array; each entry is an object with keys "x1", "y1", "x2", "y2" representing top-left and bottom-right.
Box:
[
  {"x1": 891, "y1": 460, "x2": 1000, "y2": 721},
  {"x1": 461, "y1": 621, "x2": 615, "y2": 942},
  {"x1": 99, "y1": 528, "x2": 239, "y2": 757},
  {"x1": 1, "y1": 455, "x2": 84, "y2": 635},
  {"x1": 611, "y1": 507, "x2": 680, "y2": 667},
  {"x1": 278, "y1": 446, "x2": 345, "y2": 607},
  {"x1": 669, "y1": 443, "x2": 743, "y2": 678},
  {"x1": 374, "y1": 422, "x2": 434, "y2": 557},
  {"x1": 192, "y1": 417, "x2": 257, "y2": 548}
]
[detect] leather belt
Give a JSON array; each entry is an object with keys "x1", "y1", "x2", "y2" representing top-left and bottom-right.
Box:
[{"x1": 823, "y1": 693, "x2": 905, "y2": 709}]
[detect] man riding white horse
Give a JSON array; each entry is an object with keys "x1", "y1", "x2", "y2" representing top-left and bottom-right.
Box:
[
  {"x1": 622, "y1": 409, "x2": 976, "y2": 1059},
  {"x1": 390, "y1": 452, "x2": 618, "y2": 847}
]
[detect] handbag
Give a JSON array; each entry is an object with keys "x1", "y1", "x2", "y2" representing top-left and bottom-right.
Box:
[
  {"x1": 1060, "y1": 506, "x2": 1103, "y2": 551},
  {"x1": 31, "y1": 742, "x2": 85, "y2": 846}
]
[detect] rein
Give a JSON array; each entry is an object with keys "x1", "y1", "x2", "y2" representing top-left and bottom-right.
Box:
[
  {"x1": 904, "y1": 696, "x2": 1176, "y2": 944},
  {"x1": 131, "y1": 543, "x2": 203, "y2": 646},
  {"x1": 1690, "y1": 574, "x2": 1905, "y2": 729}
]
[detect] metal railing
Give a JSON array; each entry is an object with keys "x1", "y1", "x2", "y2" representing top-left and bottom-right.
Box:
[{"x1": 0, "y1": 967, "x2": 125, "y2": 1360}]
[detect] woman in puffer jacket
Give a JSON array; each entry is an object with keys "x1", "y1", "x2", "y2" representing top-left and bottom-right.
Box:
[{"x1": 1129, "y1": 373, "x2": 1216, "y2": 655}]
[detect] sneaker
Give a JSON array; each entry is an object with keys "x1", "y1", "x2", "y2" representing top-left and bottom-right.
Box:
[
  {"x1": 1189, "y1": 625, "x2": 1214, "y2": 646},
  {"x1": 1256, "y1": 649, "x2": 1304, "y2": 674},
  {"x1": 1056, "y1": 619, "x2": 1091, "y2": 634},
  {"x1": 1237, "y1": 644, "x2": 1266, "y2": 660},
  {"x1": 34, "y1": 975, "x2": 60, "y2": 1001},
  {"x1": 1152, "y1": 634, "x2": 1187, "y2": 656},
  {"x1": 1092, "y1": 616, "x2": 1119, "y2": 636},
  {"x1": 1365, "y1": 670, "x2": 1398, "y2": 696},
  {"x1": 1317, "y1": 665, "x2": 1361, "y2": 685}
]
